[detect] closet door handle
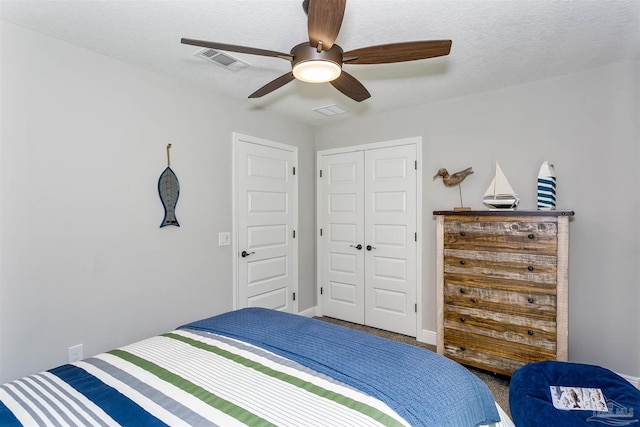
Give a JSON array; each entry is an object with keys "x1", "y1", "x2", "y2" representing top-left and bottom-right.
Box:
[
  {"x1": 241, "y1": 250, "x2": 255, "y2": 258},
  {"x1": 350, "y1": 244, "x2": 363, "y2": 250},
  {"x1": 366, "y1": 245, "x2": 376, "y2": 251}
]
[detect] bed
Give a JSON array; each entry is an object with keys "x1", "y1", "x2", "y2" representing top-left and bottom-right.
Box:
[{"x1": 0, "y1": 308, "x2": 514, "y2": 426}]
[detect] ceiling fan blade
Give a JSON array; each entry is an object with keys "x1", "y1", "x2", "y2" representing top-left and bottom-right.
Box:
[
  {"x1": 330, "y1": 70, "x2": 370, "y2": 102},
  {"x1": 248, "y1": 72, "x2": 296, "y2": 98},
  {"x1": 343, "y1": 40, "x2": 452, "y2": 64},
  {"x1": 308, "y1": 0, "x2": 346, "y2": 51},
  {"x1": 181, "y1": 38, "x2": 293, "y2": 60}
]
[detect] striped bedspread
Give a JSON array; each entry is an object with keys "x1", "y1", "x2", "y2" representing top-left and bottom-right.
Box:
[
  {"x1": 0, "y1": 328, "x2": 413, "y2": 426},
  {"x1": 0, "y1": 311, "x2": 514, "y2": 426}
]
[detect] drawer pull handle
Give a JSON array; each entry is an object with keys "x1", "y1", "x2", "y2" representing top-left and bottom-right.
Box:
[
  {"x1": 528, "y1": 297, "x2": 535, "y2": 304},
  {"x1": 528, "y1": 266, "x2": 534, "y2": 271},
  {"x1": 460, "y1": 260, "x2": 466, "y2": 265},
  {"x1": 528, "y1": 233, "x2": 535, "y2": 239},
  {"x1": 528, "y1": 330, "x2": 534, "y2": 336},
  {"x1": 460, "y1": 346, "x2": 466, "y2": 351},
  {"x1": 459, "y1": 289, "x2": 466, "y2": 294},
  {"x1": 460, "y1": 231, "x2": 466, "y2": 236},
  {"x1": 459, "y1": 317, "x2": 465, "y2": 322}
]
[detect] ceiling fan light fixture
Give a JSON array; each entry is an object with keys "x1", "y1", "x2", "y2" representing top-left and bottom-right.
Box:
[{"x1": 293, "y1": 60, "x2": 341, "y2": 83}]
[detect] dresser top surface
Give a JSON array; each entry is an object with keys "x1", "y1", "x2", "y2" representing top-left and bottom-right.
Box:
[{"x1": 433, "y1": 210, "x2": 574, "y2": 217}]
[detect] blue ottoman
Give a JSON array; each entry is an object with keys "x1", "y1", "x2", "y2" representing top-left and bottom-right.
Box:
[{"x1": 510, "y1": 361, "x2": 640, "y2": 427}]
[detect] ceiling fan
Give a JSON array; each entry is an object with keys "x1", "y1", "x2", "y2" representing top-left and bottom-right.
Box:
[{"x1": 181, "y1": 0, "x2": 452, "y2": 102}]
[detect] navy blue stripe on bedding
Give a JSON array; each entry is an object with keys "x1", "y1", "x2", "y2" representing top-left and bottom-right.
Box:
[
  {"x1": 51, "y1": 364, "x2": 167, "y2": 427},
  {"x1": 0, "y1": 401, "x2": 21, "y2": 426},
  {"x1": 181, "y1": 307, "x2": 500, "y2": 427}
]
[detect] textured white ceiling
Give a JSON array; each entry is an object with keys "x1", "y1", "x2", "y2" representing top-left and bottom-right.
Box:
[{"x1": 2, "y1": 0, "x2": 639, "y2": 126}]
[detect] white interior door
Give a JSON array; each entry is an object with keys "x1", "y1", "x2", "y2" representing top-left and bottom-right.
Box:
[
  {"x1": 364, "y1": 145, "x2": 417, "y2": 336},
  {"x1": 235, "y1": 134, "x2": 297, "y2": 313},
  {"x1": 318, "y1": 152, "x2": 365, "y2": 323}
]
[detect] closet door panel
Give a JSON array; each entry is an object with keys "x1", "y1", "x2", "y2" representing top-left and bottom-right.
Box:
[
  {"x1": 319, "y1": 152, "x2": 365, "y2": 323},
  {"x1": 364, "y1": 145, "x2": 417, "y2": 336}
]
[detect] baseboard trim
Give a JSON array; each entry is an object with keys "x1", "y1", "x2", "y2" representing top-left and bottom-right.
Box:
[
  {"x1": 417, "y1": 328, "x2": 437, "y2": 346},
  {"x1": 298, "y1": 306, "x2": 317, "y2": 318}
]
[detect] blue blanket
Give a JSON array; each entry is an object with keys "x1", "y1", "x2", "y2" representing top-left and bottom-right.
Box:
[{"x1": 181, "y1": 308, "x2": 499, "y2": 427}]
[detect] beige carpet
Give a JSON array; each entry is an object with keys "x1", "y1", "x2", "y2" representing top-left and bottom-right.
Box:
[{"x1": 316, "y1": 316, "x2": 511, "y2": 418}]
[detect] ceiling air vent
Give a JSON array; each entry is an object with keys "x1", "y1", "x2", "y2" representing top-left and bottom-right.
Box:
[
  {"x1": 194, "y1": 48, "x2": 250, "y2": 72},
  {"x1": 313, "y1": 104, "x2": 348, "y2": 117}
]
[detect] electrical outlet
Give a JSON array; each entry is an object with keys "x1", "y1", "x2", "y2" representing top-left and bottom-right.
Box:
[
  {"x1": 68, "y1": 344, "x2": 83, "y2": 363},
  {"x1": 218, "y1": 232, "x2": 231, "y2": 246}
]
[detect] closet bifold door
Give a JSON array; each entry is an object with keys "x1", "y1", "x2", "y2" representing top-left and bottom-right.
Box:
[
  {"x1": 363, "y1": 145, "x2": 417, "y2": 336},
  {"x1": 318, "y1": 151, "x2": 365, "y2": 324}
]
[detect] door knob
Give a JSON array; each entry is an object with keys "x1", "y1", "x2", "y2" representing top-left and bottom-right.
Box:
[
  {"x1": 350, "y1": 244, "x2": 363, "y2": 250},
  {"x1": 366, "y1": 245, "x2": 376, "y2": 251},
  {"x1": 241, "y1": 250, "x2": 255, "y2": 258}
]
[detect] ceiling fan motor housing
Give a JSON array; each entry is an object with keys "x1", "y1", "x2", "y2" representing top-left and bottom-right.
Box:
[{"x1": 291, "y1": 43, "x2": 343, "y2": 82}]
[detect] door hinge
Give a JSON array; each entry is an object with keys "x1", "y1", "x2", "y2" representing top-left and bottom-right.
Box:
[
  {"x1": 319, "y1": 169, "x2": 323, "y2": 178},
  {"x1": 415, "y1": 303, "x2": 418, "y2": 313},
  {"x1": 320, "y1": 287, "x2": 323, "y2": 295},
  {"x1": 320, "y1": 228, "x2": 323, "y2": 236},
  {"x1": 293, "y1": 230, "x2": 296, "y2": 238},
  {"x1": 415, "y1": 160, "x2": 417, "y2": 170},
  {"x1": 293, "y1": 292, "x2": 296, "y2": 301},
  {"x1": 293, "y1": 166, "x2": 296, "y2": 175},
  {"x1": 415, "y1": 232, "x2": 417, "y2": 242}
]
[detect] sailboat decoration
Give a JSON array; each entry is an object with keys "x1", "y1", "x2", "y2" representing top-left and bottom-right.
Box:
[{"x1": 483, "y1": 162, "x2": 520, "y2": 210}]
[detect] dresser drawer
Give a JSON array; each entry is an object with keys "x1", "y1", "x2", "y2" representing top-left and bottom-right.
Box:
[
  {"x1": 443, "y1": 329, "x2": 556, "y2": 375},
  {"x1": 443, "y1": 217, "x2": 558, "y2": 255},
  {"x1": 444, "y1": 249, "x2": 557, "y2": 284},
  {"x1": 443, "y1": 305, "x2": 557, "y2": 350},
  {"x1": 443, "y1": 281, "x2": 557, "y2": 320}
]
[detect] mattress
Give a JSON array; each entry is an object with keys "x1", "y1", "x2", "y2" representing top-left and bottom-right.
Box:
[{"x1": 0, "y1": 308, "x2": 515, "y2": 426}]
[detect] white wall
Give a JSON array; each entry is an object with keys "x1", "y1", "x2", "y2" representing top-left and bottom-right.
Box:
[
  {"x1": 0, "y1": 21, "x2": 315, "y2": 383},
  {"x1": 315, "y1": 60, "x2": 640, "y2": 379}
]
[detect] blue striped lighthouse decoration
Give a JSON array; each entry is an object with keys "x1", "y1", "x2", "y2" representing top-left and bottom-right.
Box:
[{"x1": 537, "y1": 161, "x2": 556, "y2": 210}]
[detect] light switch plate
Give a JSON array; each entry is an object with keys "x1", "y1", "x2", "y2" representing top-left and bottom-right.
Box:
[{"x1": 218, "y1": 232, "x2": 231, "y2": 246}]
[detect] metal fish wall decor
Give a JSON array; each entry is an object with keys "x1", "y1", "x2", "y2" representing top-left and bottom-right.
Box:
[{"x1": 158, "y1": 144, "x2": 180, "y2": 227}]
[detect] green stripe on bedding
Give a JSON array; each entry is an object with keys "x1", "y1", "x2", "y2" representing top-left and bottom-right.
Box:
[
  {"x1": 161, "y1": 332, "x2": 406, "y2": 427},
  {"x1": 108, "y1": 349, "x2": 275, "y2": 427}
]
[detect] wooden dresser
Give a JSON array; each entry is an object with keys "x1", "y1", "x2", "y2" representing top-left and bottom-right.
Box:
[{"x1": 433, "y1": 210, "x2": 574, "y2": 375}]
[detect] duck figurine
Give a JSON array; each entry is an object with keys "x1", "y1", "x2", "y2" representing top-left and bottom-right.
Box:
[
  {"x1": 433, "y1": 167, "x2": 474, "y2": 209},
  {"x1": 433, "y1": 167, "x2": 474, "y2": 187}
]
